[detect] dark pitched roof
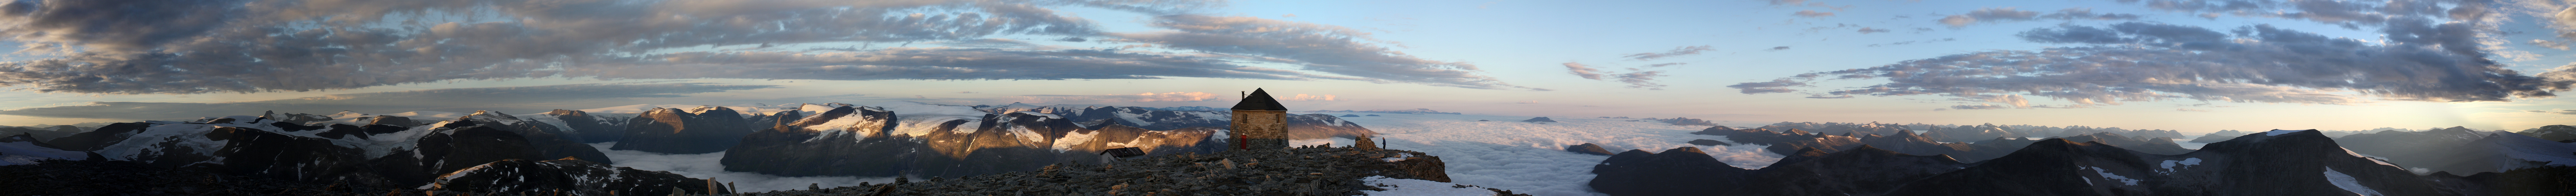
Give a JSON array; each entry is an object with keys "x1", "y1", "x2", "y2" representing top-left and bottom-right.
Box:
[{"x1": 1231, "y1": 88, "x2": 1288, "y2": 111}]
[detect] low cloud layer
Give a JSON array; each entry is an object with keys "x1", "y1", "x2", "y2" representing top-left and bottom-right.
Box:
[
  {"x1": 0, "y1": 0, "x2": 1524, "y2": 94},
  {"x1": 1734, "y1": 22, "x2": 2576, "y2": 109},
  {"x1": 0, "y1": 83, "x2": 774, "y2": 120}
]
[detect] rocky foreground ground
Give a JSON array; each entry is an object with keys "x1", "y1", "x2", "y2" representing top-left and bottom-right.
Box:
[
  {"x1": 0, "y1": 159, "x2": 403, "y2": 196},
  {"x1": 0, "y1": 144, "x2": 1525, "y2": 196},
  {"x1": 740, "y1": 145, "x2": 1531, "y2": 196}
]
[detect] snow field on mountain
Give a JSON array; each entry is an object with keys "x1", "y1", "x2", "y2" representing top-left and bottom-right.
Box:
[
  {"x1": 2485, "y1": 131, "x2": 2576, "y2": 168},
  {"x1": 587, "y1": 142, "x2": 894, "y2": 192},
  {"x1": 1305, "y1": 113, "x2": 1784, "y2": 196},
  {"x1": 0, "y1": 139, "x2": 83, "y2": 165},
  {"x1": 2322, "y1": 167, "x2": 2384, "y2": 196}
]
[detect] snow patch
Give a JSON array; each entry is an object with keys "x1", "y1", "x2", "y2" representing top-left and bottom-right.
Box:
[
  {"x1": 1360, "y1": 176, "x2": 1500, "y2": 196},
  {"x1": 2088, "y1": 166, "x2": 2139, "y2": 185},
  {"x1": 2158, "y1": 158, "x2": 2202, "y2": 174},
  {"x1": 1382, "y1": 153, "x2": 1415, "y2": 162},
  {"x1": 386, "y1": 111, "x2": 469, "y2": 120},
  {"x1": 1052, "y1": 130, "x2": 1098, "y2": 152},
  {"x1": 872, "y1": 101, "x2": 992, "y2": 117},
  {"x1": 874, "y1": 101, "x2": 994, "y2": 136},
  {"x1": 2264, "y1": 129, "x2": 2302, "y2": 136},
  {"x1": 2323, "y1": 167, "x2": 2384, "y2": 196}
]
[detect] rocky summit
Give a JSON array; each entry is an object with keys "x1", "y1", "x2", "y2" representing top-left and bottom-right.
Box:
[
  {"x1": 1740, "y1": 145, "x2": 1969, "y2": 196},
  {"x1": 1565, "y1": 143, "x2": 1617, "y2": 156},
  {"x1": 1590, "y1": 147, "x2": 1757, "y2": 196}
]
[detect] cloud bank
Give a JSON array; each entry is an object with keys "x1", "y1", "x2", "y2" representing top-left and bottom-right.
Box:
[
  {"x1": 1009, "y1": 92, "x2": 1225, "y2": 103},
  {"x1": 1735, "y1": 21, "x2": 2576, "y2": 109},
  {"x1": 0, "y1": 83, "x2": 774, "y2": 120},
  {"x1": 0, "y1": 0, "x2": 1525, "y2": 94}
]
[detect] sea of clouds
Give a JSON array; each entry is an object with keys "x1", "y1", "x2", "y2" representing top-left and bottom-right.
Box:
[{"x1": 1300, "y1": 113, "x2": 1785, "y2": 196}]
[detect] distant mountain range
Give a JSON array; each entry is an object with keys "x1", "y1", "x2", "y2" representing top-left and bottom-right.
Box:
[
  {"x1": 1601, "y1": 129, "x2": 2576, "y2": 195},
  {"x1": 0, "y1": 101, "x2": 1383, "y2": 194}
]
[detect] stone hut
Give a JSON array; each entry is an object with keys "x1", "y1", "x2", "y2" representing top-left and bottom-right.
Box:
[{"x1": 1231, "y1": 88, "x2": 1289, "y2": 149}]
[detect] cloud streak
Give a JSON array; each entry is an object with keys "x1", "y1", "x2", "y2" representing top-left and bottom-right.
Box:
[
  {"x1": 1613, "y1": 71, "x2": 1667, "y2": 90},
  {"x1": 1562, "y1": 62, "x2": 1605, "y2": 80},
  {"x1": 1561, "y1": 62, "x2": 1669, "y2": 90},
  {"x1": 1009, "y1": 92, "x2": 1225, "y2": 103},
  {"x1": 1108, "y1": 15, "x2": 1525, "y2": 90},
  {"x1": 1621, "y1": 45, "x2": 1714, "y2": 61},
  {"x1": 1939, "y1": 7, "x2": 2143, "y2": 27},
  {"x1": 1794, "y1": 10, "x2": 1836, "y2": 18}
]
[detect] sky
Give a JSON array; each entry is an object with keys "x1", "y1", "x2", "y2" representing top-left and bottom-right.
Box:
[{"x1": 0, "y1": 0, "x2": 2572, "y2": 133}]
